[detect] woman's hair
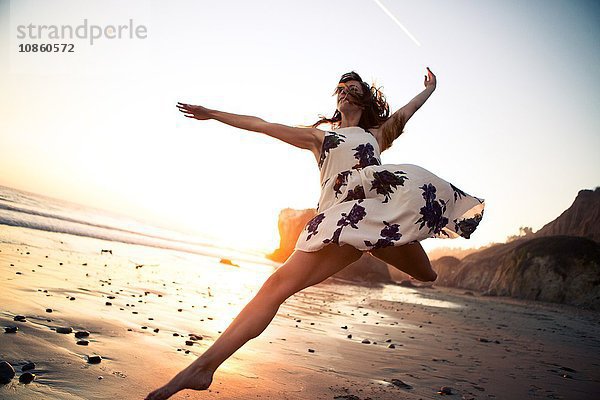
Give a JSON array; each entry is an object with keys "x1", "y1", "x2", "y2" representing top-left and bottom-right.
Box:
[{"x1": 312, "y1": 71, "x2": 406, "y2": 152}]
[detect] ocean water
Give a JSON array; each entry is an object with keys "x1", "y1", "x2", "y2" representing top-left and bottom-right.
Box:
[{"x1": 0, "y1": 185, "x2": 274, "y2": 266}]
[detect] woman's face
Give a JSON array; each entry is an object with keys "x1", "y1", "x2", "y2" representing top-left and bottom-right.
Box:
[{"x1": 336, "y1": 80, "x2": 365, "y2": 112}]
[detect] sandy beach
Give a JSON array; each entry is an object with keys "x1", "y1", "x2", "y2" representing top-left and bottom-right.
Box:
[{"x1": 1, "y1": 224, "x2": 599, "y2": 399}]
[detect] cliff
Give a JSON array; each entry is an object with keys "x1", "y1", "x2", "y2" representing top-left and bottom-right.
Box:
[
  {"x1": 534, "y1": 187, "x2": 600, "y2": 242},
  {"x1": 432, "y1": 187, "x2": 600, "y2": 309}
]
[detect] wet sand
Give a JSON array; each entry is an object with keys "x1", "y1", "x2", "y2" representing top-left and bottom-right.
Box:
[{"x1": 1, "y1": 224, "x2": 599, "y2": 399}]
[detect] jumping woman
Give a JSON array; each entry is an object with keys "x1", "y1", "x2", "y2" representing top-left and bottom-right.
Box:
[{"x1": 145, "y1": 68, "x2": 485, "y2": 400}]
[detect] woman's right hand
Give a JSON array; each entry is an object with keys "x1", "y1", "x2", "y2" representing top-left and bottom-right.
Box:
[{"x1": 176, "y1": 102, "x2": 213, "y2": 120}]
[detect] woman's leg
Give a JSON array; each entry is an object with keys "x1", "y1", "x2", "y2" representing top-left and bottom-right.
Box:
[
  {"x1": 369, "y1": 241, "x2": 437, "y2": 282},
  {"x1": 145, "y1": 243, "x2": 363, "y2": 400}
]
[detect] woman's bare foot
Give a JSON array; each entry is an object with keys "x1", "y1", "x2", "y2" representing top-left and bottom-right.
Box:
[{"x1": 144, "y1": 362, "x2": 215, "y2": 400}]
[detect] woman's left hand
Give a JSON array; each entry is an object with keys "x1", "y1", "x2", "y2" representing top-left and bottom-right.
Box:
[{"x1": 424, "y1": 67, "x2": 437, "y2": 90}]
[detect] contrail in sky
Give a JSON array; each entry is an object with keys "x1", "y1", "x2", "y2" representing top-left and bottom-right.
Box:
[{"x1": 372, "y1": 0, "x2": 422, "y2": 47}]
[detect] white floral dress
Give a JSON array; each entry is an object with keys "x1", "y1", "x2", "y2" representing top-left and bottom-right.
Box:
[{"x1": 294, "y1": 126, "x2": 485, "y2": 252}]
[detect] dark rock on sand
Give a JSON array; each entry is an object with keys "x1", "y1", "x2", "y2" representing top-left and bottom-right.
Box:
[
  {"x1": 46, "y1": 308, "x2": 53, "y2": 313},
  {"x1": 334, "y1": 395, "x2": 360, "y2": 400},
  {"x1": 438, "y1": 386, "x2": 455, "y2": 395},
  {"x1": 390, "y1": 378, "x2": 413, "y2": 389},
  {"x1": 361, "y1": 339, "x2": 370, "y2": 344},
  {"x1": 21, "y1": 362, "x2": 35, "y2": 371},
  {"x1": 185, "y1": 341, "x2": 194, "y2": 346},
  {"x1": 4, "y1": 326, "x2": 18, "y2": 333},
  {"x1": 56, "y1": 327, "x2": 73, "y2": 334},
  {"x1": 388, "y1": 344, "x2": 396, "y2": 348},
  {"x1": 75, "y1": 330, "x2": 90, "y2": 338},
  {"x1": 14, "y1": 315, "x2": 26, "y2": 322},
  {"x1": 87, "y1": 355, "x2": 102, "y2": 364},
  {"x1": 0, "y1": 361, "x2": 16, "y2": 384},
  {"x1": 77, "y1": 340, "x2": 89, "y2": 346},
  {"x1": 19, "y1": 372, "x2": 35, "y2": 384},
  {"x1": 308, "y1": 348, "x2": 315, "y2": 353}
]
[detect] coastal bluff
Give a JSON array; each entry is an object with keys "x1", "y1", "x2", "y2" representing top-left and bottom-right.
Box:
[{"x1": 433, "y1": 188, "x2": 600, "y2": 309}]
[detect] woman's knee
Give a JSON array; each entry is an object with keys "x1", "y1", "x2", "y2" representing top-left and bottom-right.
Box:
[{"x1": 259, "y1": 270, "x2": 302, "y2": 302}]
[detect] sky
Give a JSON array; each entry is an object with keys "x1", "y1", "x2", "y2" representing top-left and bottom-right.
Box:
[{"x1": 1, "y1": 0, "x2": 599, "y2": 255}]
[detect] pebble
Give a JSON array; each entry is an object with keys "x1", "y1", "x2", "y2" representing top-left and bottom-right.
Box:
[
  {"x1": 75, "y1": 330, "x2": 90, "y2": 338},
  {"x1": 361, "y1": 339, "x2": 371, "y2": 344},
  {"x1": 185, "y1": 340, "x2": 194, "y2": 346},
  {"x1": 21, "y1": 362, "x2": 35, "y2": 371},
  {"x1": 87, "y1": 355, "x2": 102, "y2": 364},
  {"x1": 19, "y1": 372, "x2": 35, "y2": 384},
  {"x1": 388, "y1": 344, "x2": 396, "y2": 349},
  {"x1": 77, "y1": 340, "x2": 89, "y2": 346},
  {"x1": 390, "y1": 378, "x2": 412, "y2": 389},
  {"x1": 308, "y1": 348, "x2": 315, "y2": 353},
  {"x1": 4, "y1": 326, "x2": 18, "y2": 333},
  {"x1": 347, "y1": 334, "x2": 352, "y2": 339},
  {"x1": 438, "y1": 386, "x2": 455, "y2": 395},
  {"x1": 0, "y1": 361, "x2": 16, "y2": 384},
  {"x1": 105, "y1": 302, "x2": 112, "y2": 306},
  {"x1": 56, "y1": 327, "x2": 73, "y2": 334},
  {"x1": 46, "y1": 308, "x2": 53, "y2": 313},
  {"x1": 153, "y1": 328, "x2": 159, "y2": 333},
  {"x1": 14, "y1": 315, "x2": 27, "y2": 322}
]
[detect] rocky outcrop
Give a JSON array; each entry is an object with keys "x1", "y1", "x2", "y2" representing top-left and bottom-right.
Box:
[
  {"x1": 534, "y1": 187, "x2": 600, "y2": 242},
  {"x1": 488, "y1": 236, "x2": 600, "y2": 306},
  {"x1": 431, "y1": 188, "x2": 600, "y2": 309},
  {"x1": 433, "y1": 236, "x2": 600, "y2": 309},
  {"x1": 266, "y1": 208, "x2": 316, "y2": 262}
]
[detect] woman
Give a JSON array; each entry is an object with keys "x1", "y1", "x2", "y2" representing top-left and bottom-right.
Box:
[{"x1": 145, "y1": 68, "x2": 484, "y2": 400}]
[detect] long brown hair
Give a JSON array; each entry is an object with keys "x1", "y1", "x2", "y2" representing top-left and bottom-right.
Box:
[{"x1": 312, "y1": 71, "x2": 405, "y2": 152}]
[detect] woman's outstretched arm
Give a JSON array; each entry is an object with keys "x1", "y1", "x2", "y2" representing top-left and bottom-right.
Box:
[
  {"x1": 176, "y1": 102, "x2": 321, "y2": 153},
  {"x1": 374, "y1": 67, "x2": 437, "y2": 151},
  {"x1": 398, "y1": 67, "x2": 437, "y2": 122}
]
